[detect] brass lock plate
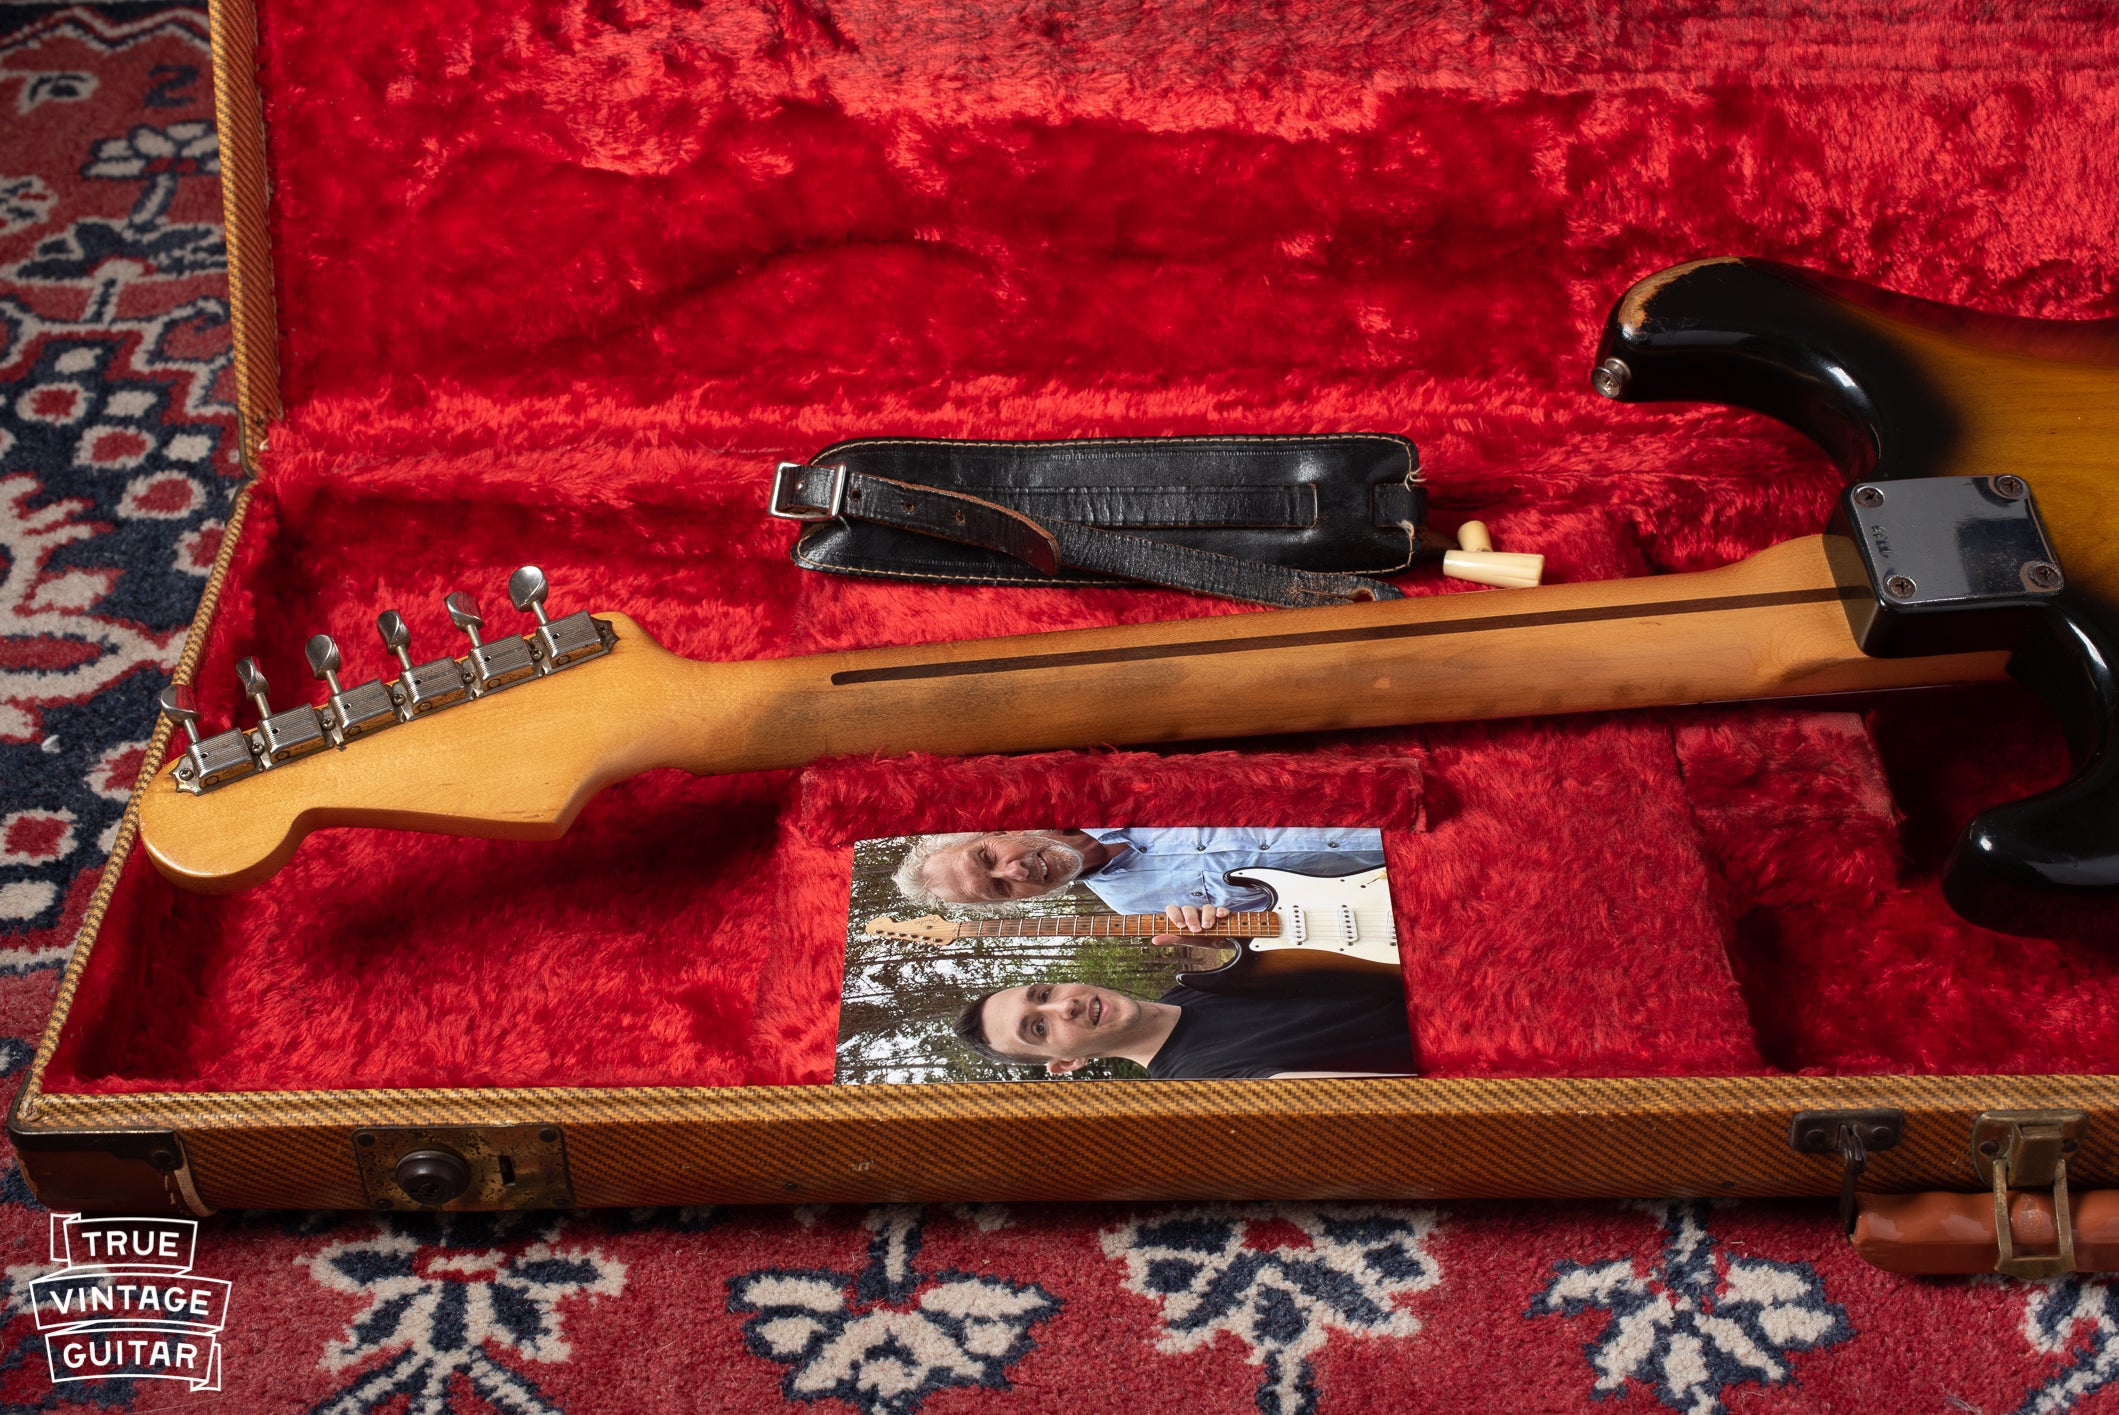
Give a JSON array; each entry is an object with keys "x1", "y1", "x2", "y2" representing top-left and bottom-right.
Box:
[
  {"x1": 352, "y1": 1124, "x2": 572, "y2": 1211},
  {"x1": 1971, "y1": 1109, "x2": 2087, "y2": 1280},
  {"x1": 1970, "y1": 1109, "x2": 2085, "y2": 1189}
]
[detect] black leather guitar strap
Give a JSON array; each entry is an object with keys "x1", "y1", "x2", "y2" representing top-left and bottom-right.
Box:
[{"x1": 770, "y1": 435, "x2": 1429, "y2": 608}]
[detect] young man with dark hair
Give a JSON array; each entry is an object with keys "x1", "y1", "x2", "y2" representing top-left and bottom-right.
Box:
[{"x1": 951, "y1": 975, "x2": 1415, "y2": 1081}]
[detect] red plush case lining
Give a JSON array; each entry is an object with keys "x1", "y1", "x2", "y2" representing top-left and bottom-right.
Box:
[{"x1": 38, "y1": 0, "x2": 2119, "y2": 1096}]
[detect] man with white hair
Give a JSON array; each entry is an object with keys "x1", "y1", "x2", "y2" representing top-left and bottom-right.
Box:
[{"x1": 893, "y1": 827, "x2": 1386, "y2": 934}]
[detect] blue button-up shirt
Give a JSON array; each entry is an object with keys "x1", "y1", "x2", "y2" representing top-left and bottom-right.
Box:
[{"x1": 1078, "y1": 827, "x2": 1386, "y2": 915}]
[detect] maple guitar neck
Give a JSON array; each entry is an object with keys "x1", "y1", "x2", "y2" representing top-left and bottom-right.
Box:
[
  {"x1": 137, "y1": 532, "x2": 2010, "y2": 893},
  {"x1": 652, "y1": 533, "x2": 2005, "y2": 777}
]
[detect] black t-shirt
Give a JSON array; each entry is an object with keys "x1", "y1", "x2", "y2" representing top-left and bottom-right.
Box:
[{"x1": 1145, "y1": 977, "x2": 1417, "y2": 1080}]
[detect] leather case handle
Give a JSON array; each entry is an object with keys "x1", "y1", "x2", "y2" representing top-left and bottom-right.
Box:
[{"x1": 1854, "y1": 1189, "x2": 2119, "y2": 1275}]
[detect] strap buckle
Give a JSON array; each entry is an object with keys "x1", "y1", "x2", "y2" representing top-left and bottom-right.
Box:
[{"x1": 768, "y1": 462, "x2": 850, "y2": 521}]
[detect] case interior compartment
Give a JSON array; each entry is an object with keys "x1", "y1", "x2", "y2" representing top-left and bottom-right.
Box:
[
  {"x1": 37, "y1": 0, "x2": 2119, "y2": 1101},
  {"x1": 38, "y1": 466, "x2": 2113, "y2": 1096}
]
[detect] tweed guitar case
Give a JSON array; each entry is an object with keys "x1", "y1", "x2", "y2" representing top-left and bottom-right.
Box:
[{"x1": 13, "y1": 0, "x2": 2119, "y2": 1280}]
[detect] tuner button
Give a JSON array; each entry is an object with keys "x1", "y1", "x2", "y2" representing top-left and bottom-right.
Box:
[
  {"x1": 305, "y1": 633, "x2": 342, "y2": 680},
  {"x1": 236, "y1": 657, "x2": 269, "y2": 699},
  {"x1": 444, "y1": 591, "x2": 484, "y2": 645},
  {"x1": 158, "y1": 683, "x2": 198, "y2": 723},
  {"x1": 236, "y1": 656, "x2": 274, "y2": 723},
  {"x1": 508, "y1": 566, "x2": 551, "y2": 624},
  {"x1": 158, "y1": 684, "x2": 202, "y2": 745},
  {"x1": 306, "y1": 632, "x2": 347, "y2": 700},
  {"x1": 377, "y1": 609, "x2": 417, "y2": 676}
]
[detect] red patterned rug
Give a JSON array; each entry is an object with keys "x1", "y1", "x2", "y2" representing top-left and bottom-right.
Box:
[{"x1": 3, "y1": 6, "x2": 2119, "y2": 1413}]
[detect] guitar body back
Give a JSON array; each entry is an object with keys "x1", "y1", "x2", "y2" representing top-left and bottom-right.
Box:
[
  {"x1": 1599, "y1": 258, "x2": 2119, "y2": 612},
  {"x1": 1599, "y1": 259, "x2": 2119, "y2": 938}
]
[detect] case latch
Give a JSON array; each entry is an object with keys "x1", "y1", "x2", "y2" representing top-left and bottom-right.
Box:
[
  {"x1": 352, "y1": 1124, "x2": 573, "y2": 1211},
  {"x1": 1972, "y1": 1109, "x2": 2087, "y2": 1278},
  {"x1": 1790, "y1": 1108, "x2": 1904, "y2": 1234}
]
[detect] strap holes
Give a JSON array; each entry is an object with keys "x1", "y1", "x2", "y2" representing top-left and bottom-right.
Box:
[
  {"x1": 952, "y1": 510, "x2": 966, "y2": 524},
  {"x1": 902, "y1": 500, "x2": 916, "y2": 513},
  {"x1": 848, "y1": 488, "x2": 862, "y2": 500}
]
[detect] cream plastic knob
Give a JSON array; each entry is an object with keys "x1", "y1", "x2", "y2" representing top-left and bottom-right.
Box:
[
  {"x1": 1442, "y1": 549, "x2": 1546, "y2": 589},
  {"x1": 1456, "y1": 520, "x2": 1493, "y2": 553}
]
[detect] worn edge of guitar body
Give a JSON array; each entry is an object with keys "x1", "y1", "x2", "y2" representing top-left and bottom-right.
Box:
[{"x1": 12, "y1": 0, "x2": 2118, "y2": 1233}]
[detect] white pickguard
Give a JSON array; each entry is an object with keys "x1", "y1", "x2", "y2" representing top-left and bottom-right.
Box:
[{"x1": 1224, "y1": 866, "x2": 1400, "y2": 965}]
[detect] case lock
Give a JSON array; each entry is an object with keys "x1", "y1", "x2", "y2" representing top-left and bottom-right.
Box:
[
  {"x1": 351, "y1": 1124, "x2": 572, "y2": 1211},
  {"x1": 1971, "y1": 1109, "x2": 2087, "y2": 1278}
]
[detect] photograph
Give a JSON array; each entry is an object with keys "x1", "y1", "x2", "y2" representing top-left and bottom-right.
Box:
[{"x1": 835, "y1": 827, "x2": 1414, "y2": 1083}]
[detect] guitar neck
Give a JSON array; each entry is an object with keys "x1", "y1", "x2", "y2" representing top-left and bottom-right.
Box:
[
  {"x1": 950, "y1": 913, "x2": 1278, "y2": 939},
  {"x1": 136, "y1": 533, "x2": 2013, "y2": 892},
  {"x1": 654, "y1": 535, "x2": 2009, "y2": 776}
]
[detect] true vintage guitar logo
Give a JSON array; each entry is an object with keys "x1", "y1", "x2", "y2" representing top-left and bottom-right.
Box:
[{"x1": 26, "y1": 1214, "x2": 230, "y2": 1393}]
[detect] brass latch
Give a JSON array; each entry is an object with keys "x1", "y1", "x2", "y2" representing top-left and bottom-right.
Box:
[{"x1": 1971, "y1": 1109, "x2": 2087, "y2": 1278}]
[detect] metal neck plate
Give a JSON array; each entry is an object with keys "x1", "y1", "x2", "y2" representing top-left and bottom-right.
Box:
[{"x1": 1830, "y1": 474, "x2": 2065, "y2": 660}]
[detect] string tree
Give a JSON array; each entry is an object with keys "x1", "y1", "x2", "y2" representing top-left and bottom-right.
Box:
[{"x1": 159, "y1": 682, "x2": 201, "y2": 748}]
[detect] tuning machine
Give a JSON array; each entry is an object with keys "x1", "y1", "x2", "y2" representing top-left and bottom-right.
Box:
[
  {"x1": 446, "y1": 590, "x2": 537, "y2": 694},
  {"x1": 509, "y1": 565, "x2": 610, "y2": 673},
  {"x1": 307, "y1": 634, "x2": 398, "y2": 746},
  {"x1": 160, "y1": 683, "x2": 257, "y2": 793},
  {"x1": 378, "y1": 609, "x2": 470, "y2": 717},
  {"x1": 239, "y1": 657, "x2": 331, "y2": 768}
]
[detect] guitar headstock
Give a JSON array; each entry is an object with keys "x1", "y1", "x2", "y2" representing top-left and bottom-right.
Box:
[
  {"x1": 137, "y1": 567, "x2": 693, "y2": 894},
  {"x1": 864, "y1": 915, "x2": 963, "y2": 943}
]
